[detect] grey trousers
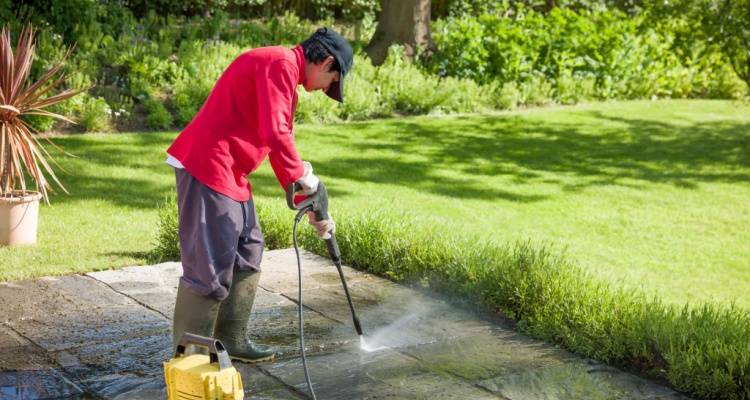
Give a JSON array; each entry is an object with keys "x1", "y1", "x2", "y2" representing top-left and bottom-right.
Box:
[{"x1": 174, "y1": 168, "x2": 264, "y2": 300}]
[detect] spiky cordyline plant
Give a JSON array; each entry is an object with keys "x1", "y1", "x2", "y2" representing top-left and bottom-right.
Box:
[{"x1": 0, "y1": 24, "x2": 82, "y2": 202}]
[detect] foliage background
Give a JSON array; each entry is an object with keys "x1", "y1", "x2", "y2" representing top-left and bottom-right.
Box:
[{"x1": 2, "y1": 0, "x2": 747, "y2": 132}]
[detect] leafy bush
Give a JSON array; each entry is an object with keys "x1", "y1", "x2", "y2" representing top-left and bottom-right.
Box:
[
  {"x1": 21, "y1": 113, "x2": 57, "y2": 133},
  {"x1": 430, "y1": 8, "x2": 746, "y2": 102},
  {"x1": 123, "y1": 0, "x2": 379, "y2": 22},
  {"x1": 296, "y1": 50, "x2": 490, "y2": 123},
  {"x1": 12, "y1": 2, "x2": 748, "y2": 131},
  {"x1": 148, "y1": 195, "x2": 180, "y2": 263},
  {"x1": 74, "y1": 95, "x2": 112, "y2": 132},
  {"x1": 519, "y1": 74, "x2": 555, "y2": 106},
  {"x1": 143, "y1": 98, "x2": 173, "y2": 130},
  {"x1": 151, "y1": 198, "x2": 750, "y2": 400},
  {"x1": 338, "y1": 55, "x2": 391, "y2": 121},
  {"x1": 556, "y1": 71, "x2": 596, "y2": 104},
  {"x1": 296, "y1": 89, "x2": 341, "y2": 124},
  {"x1": 493, "y1": 81, "x2": 521, "y2": 110},
  {"x1": 380, "y1": 52, "x2": 446, "y2": 115},
  {"x1": 435, "y1": 76, "x2": 491, "y2": 113},
  {"x1": 377, "y1": 47, "x2": 491, "y2": 116},
  {"x1": 171, "y1": 41, "x2": 243, "y2": 125}
]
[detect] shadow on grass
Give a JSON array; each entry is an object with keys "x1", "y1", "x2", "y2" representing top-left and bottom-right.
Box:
[
  {"x1": 293, "y1": 111, "x2": 749, "y2": 201},
  {"x1": 37, "y1": 111, "x2": 750, "y2": 207},
  {"x1": 44, "y1": 133, "x2": 177, "y2": 209}
]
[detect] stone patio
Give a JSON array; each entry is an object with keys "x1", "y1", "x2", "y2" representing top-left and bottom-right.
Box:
[{"x1": 0, "y1": 249, "x2": 692, "y2": 399}]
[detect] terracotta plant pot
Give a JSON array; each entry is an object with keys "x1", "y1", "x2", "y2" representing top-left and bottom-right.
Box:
[{"x1": 0, "y1": 191, "x2": 42, "y2": 246}]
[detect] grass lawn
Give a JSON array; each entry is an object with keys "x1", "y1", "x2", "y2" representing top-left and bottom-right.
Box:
[{"x1": 1, "y1": 99, "x2": 748, "y2": 309}]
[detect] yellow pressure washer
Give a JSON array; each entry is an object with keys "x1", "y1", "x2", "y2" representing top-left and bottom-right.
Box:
[{"x1": 164, "y1": 333, "x2": 244, "y2": 400}]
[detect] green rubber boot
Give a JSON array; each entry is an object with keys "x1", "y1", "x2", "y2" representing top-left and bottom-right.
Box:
[
  {"x1": 172, "y1": 280, "x2": 221, "y2": 354},
  {"x1": 214, "y1": 268, "x2": 275, "y2": 363}
]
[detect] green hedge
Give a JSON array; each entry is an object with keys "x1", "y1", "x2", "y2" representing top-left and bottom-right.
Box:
[
  {"x1": 429, "y1": 8, "x2": 746, "y2": 100},
  {"x1": 151, "y1": 197, "x2": 750, "y2": 400}
]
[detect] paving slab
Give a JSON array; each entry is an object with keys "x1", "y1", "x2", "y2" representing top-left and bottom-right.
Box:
[
  {"x1": 0, "y1": 324, "x2": 52, "y2": 371},
  {"x1": 259, "y1": 250, "x2": 372, "y2": 293},
  {"x1": 0, "y1": 370, "x2": 87, "y2": 399},
  {"x1": 0, "y1": 275, "x2": 169, "y2": 352},
  {"x1": 478, "y1": 361, "x2": 692, "y2": 400},
  {"x1": 244, "y1": 287, "x2": 354, "y2": 358},
  {"x1": 0, "y1": 324, "x2": 87, "y2": 399},
  {"x1": 401, "y1": 329, "x2": 577, "y2": 382},
  {"x1": 50, "y1": 334, "x2": 170, "y2": 399},
  {"x1": 286, "y1": 278, "x2": 496, "y2": 348},
  {"x1": 261, "y1": 343, "x2": 499, "y2": 400},
  {"x1": 0, "y1": 248, "x2": 692, "y2": 400},
  {"x1": 87, "y1": 262, "x2": 182, "y2": 318}
]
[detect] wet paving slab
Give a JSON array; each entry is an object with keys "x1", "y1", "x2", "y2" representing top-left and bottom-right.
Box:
[
  {"x1": 0, "y1": 275, "x2": 169, "y2": 352},
  {"x1": 259, "y1": 250, "x2": 372, "y2": 293},
  {"x1": 87, "y1": 262, "x2": 182, "y2": 318},
  {"x1": 285, "y1": 279, "x2": 497, "y2": 348},
  {"x1": 50, "y1": 334, "x2": 171, "y2": 399},
  {"x1": 0, "y1": 324, "x2": 88, "y2": 399},
  {"x1": 244, "y1": 287, "x2": 355, "y2": 358},
  {"x1": 477, "y1": 361, "x2": 692, "y2": 400},
  {"x1": 400, "y1": 329, "x2": 578, "y2": 382},
  {"x1": 0, "y1": 370, "x2": 87, "y2": 399},
  {"x1": 0, "y1": 249, "x2": 692, "y2": 399},
  {"x1": 260, "y1": 343, "x2": 499, "y2": 399}
]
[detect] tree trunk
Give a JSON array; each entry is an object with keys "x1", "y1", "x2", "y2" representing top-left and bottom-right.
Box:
[{"x1": 365, "y1": 0, "x2": 435, "y2": 66}]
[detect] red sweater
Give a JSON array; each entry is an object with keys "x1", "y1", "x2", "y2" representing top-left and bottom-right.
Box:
[{"x1": 167, "y1": 45, "x2": 306, "y2": 201}]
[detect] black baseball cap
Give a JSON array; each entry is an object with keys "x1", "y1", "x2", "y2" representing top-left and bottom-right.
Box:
[{"x1": 312, "y1": 27, "x2": 353, "y2": 103}]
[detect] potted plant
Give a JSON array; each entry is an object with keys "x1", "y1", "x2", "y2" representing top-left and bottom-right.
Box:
[{"x1": 0, "y1": 25, "x2": 82, "y2": 245}]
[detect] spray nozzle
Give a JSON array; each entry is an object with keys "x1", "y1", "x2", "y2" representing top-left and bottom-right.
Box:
[{"x1": 359, "y1": 335, "x2": 389, "y2": 353}]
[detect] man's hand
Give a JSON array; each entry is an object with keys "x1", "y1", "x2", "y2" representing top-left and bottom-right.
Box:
[
  {"x1": 308, "y1": 212, "x2": 335, "y2": 240},
  {"x1": 296, "y1": 161, "x2": 319, "y2": 195}
]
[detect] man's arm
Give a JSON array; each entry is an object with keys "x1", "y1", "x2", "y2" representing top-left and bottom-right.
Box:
[{"x1": 260, "y1": 59, "x2": 306, "y2": 191}]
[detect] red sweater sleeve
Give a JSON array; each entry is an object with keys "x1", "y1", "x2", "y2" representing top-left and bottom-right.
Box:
[{"x1": 261, "y1": 60, "x2": 304, "y2": 192}]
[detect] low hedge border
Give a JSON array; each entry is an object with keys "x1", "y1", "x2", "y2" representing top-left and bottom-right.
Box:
[{"x1": 151, "y1": 197, "x2": 750, "y2": 400}]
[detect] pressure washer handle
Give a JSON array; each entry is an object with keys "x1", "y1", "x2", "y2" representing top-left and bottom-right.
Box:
[
  {"x1": 286, "y1": 181, "x2": 331, "y2": 222},
  {"x1": 175, "y1": 333, "x2": 233, "y2": 370},
  {"x1": 286, "y1": 182, "x2": 309, "y2": 211}
]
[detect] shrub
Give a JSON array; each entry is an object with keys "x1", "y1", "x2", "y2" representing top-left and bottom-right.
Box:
[
  {"x1": 172, "y1": 40, "x2": 243, "y2": 126},
  {"x1": 493, "y1": 81, "x2": 521, "y2": 110},
  {"x1": 556, "y1": 71, "x2": 597, "y2": 104},
  {"x1": 434, "y1": 76, "x2": 492, "y2": 113},
  {"x1": 18, "y1": 5, "x2": 749, "y2": 131},
  {"x1": 74, "y1": 95, "x2": 112, "y2": 132},
  {"x1": 296, "y1": 51, "x2": 489, "y2": 123},
  {"x1": 339, "y1": 55, "x2": 391, "y2": 121},
  {"x1": 143, "y1": 98, "x2": 173, "y2": 130},
  {"x1": 148, "y1": 195, "x2": 180, "y2": 263},
  {"x1": 21, "y1": 113, "x2": 57, "y2": 133},
  {"x1": 519, "y1": 74, "x2": 555, "y2": 107},
  {"x1": 429, "y1": 8, "x2": 745, "y2": 102},
  {"x1": 295, "y1": 89, "x2": 341, "y2": 124},
  {"x1": 378, "y1": 46, "x2": 488, "y2": 116}
]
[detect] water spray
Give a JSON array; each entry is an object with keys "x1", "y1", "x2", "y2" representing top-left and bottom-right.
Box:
[{"x1": 287, "y1": 181, "x2": 370, "y2": 399}]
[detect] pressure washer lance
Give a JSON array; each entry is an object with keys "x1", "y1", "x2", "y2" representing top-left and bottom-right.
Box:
[{"x1": 286, "y1": 181, "x2": 363, "y2": 400}]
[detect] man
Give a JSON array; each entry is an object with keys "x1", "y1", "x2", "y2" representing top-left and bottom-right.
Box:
[{"x1": 166, "y1": 28, "x2": 353, "y2": 363}]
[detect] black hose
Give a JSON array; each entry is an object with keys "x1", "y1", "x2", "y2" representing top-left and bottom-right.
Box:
[{"x1": 293, "y1": 209, "x2": 317, "y2": 400}]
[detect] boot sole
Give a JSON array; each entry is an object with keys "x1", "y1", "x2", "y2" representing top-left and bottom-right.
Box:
[{"x1": 230, "y1": 354, "x2": 275, "y2": 364}]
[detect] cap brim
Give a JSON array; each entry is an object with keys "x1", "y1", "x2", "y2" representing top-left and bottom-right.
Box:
[{"x1": 325, "y1": 74, "x2": 344, "y2": 103}]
